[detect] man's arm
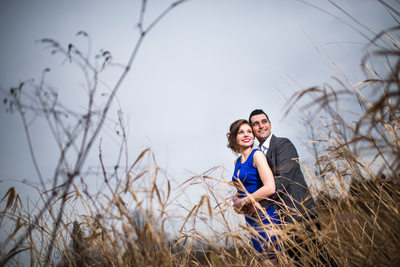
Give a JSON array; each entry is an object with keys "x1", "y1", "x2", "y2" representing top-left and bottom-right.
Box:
[
  {"x1": 273, "y1": 138, "x2": 303, "y2": 194},
  {"x1": 273, "y1": 138, "x2": 318, "y2": 222}
]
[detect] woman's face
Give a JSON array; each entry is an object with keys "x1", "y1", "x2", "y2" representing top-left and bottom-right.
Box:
[{"x1": 235, "y1": 123, "x2": 254, "y2": 149}]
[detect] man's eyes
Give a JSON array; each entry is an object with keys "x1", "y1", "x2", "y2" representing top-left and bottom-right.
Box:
[{"x1": 252, "y1": 120, "x2": 268, "y2": 127}]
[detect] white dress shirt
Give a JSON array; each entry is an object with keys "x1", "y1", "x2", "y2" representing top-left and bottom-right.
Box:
[{"x1": 259, "y1": 133, "x2": 272, "y2": 156}]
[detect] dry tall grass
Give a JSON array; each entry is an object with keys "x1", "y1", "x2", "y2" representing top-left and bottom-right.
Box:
[{"x1": 1, "y1": 1, "x2": 400, "y2": 266}]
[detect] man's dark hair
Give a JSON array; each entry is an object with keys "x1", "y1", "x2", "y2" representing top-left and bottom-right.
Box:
[{"x1": 249, "y1": 109, "x2": 270, "y2": 124}]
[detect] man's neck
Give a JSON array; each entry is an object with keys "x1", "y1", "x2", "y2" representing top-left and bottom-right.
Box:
[
  {"x1": 258, "y1": 134, "x2": 272, "y2": 147},
  {"x1": 258, "y1": 139, "x2": 266, "y2": 146}
]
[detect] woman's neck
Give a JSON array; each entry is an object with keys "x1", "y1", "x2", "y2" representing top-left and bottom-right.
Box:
[{"x1": 239, "y1": 147, "x2": 253, "y2": 162}]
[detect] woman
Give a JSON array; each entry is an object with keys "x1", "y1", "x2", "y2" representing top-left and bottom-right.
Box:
[{"x1": 227, "y1": 119, "x2": 280, "y2": 265}]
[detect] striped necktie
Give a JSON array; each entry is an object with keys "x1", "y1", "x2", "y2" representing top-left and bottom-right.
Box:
[{"x1": 261, "y1": 145, "x2": 267, "y2": 155}]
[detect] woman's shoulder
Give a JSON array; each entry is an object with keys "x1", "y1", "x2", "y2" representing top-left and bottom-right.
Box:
[
  {"x1": 250, "y1": 149, "x2": 264, "y2": 161},
  {"x1": 252, "y1": 149, "x2": 266, "y2": 160},
  {"x1": 250, "y1": 149, "x2": 267, "y2": 169}
]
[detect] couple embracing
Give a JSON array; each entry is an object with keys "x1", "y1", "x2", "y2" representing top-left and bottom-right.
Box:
[{"x1": 227, "y1": 109, "x2": 317, "y2": 266}]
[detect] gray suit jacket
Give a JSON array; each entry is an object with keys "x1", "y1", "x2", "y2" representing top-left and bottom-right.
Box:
[{"x1": 261, "y1": 135, "x2": 317, "y2": 223}]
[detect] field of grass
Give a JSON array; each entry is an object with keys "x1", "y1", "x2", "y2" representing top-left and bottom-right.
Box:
[{"x1": 1, "y1": 1, "x2": 400, "y2": 266}]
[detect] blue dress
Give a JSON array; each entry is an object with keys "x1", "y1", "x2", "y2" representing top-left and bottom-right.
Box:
[{"x1": 232, "y1": 149, "x2": 280, "y2": 258}]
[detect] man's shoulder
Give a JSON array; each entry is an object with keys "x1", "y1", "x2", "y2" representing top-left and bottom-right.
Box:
[
  {"x1": 271, "y1": 135, "x2": 299, "y2": 156},
  {"x1": 271, "y1": 135, "x2": 292, "y2": 145}
]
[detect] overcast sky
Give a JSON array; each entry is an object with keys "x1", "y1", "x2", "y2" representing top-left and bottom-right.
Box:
[{"x1": 0, "y1": 0, "x2": 397, "y2": 205}]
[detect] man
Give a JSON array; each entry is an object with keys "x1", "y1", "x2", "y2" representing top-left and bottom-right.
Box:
[
  {"x1": 248, "y1": 109, "x2": 337, "y2": 266},
  {"x1": 248, "y1": 109, "x2": 317, "y2": 223}
]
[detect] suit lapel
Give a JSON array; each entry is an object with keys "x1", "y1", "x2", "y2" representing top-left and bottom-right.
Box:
[
  {"x1": 266, "y1": 135, "x2": 277, "y2": 174},
  {"x1": 266, "y1": 134, "x2": 276, "y2": 160}
]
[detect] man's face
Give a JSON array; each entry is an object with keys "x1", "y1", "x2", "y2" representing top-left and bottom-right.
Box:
[{"x1": 250, "y1": 114, "x2": 271, "y2": 143}]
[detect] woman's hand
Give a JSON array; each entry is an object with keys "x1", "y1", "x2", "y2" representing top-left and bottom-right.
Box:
[
  {"x1": 233, "y1": 196, "x2": 254, "y2": 214},
  {"x1": 233, "y1": 196, "x2": 243, "y2": 211}
]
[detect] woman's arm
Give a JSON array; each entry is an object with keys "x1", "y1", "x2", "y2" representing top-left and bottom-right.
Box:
[
  {"x1": 251, "y1": 150, "x2": 276, "y2": 200},
  {"x1": 236, "y1": 151, "x2": 276, "y2": 208}
]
